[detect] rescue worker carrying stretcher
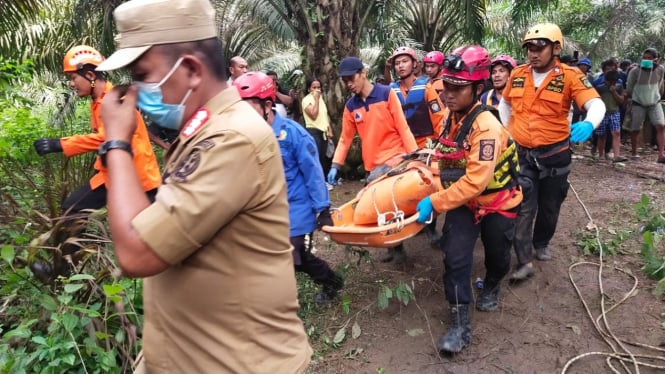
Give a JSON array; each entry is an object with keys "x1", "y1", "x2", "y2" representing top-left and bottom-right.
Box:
[
  {"x1": 416, "y1": 45, "x2": 523, "y2": 354},
  {"x1": 498, "y1": 23, "x2": 605, "y2": 281}
]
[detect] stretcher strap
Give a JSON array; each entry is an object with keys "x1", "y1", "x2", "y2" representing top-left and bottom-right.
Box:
[{"x1": 372, "y1": 175, "x2": 405, "y2": 227}]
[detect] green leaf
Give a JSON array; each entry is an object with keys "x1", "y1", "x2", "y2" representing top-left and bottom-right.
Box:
[
  {"x1": 61, "y1": 354, "x2": 76, "y2": 366},
  {"x1": 341, "y1": 294, "x2": 351, "y2": 315},
  {"x1": 377, "y1": 290, "x2": 389, "y2": 310},
  {"x1": 3, "y1": 326, "x2": 31, "y2": 339},
  {"x1": 31, "y1": 336, "x2": 47, "y2": 345},
  {"x1": 103, "y1": 284, "x2": 124, "y2": 297},
  {"x1": 115, "y1": 329, "x2": 125, "y2": 344},
  {"x1": 64, "y1": 283, "x2": 84, "y2": 293},
  {"x1": 61, "y1": 314, "x2": 77, "y2": 332},
  {"x1": 40, "y1": 294, "x2": 58, "y2": 311},
  {"x1": 333, "y1": 327, "x2": 346, "y2": 345},
  {"x1": 1, "y1": 244, "x2": 14, "y2": 264},
  {"x1": 69, "y1": 274, "x2": 94, "y2": 281}
]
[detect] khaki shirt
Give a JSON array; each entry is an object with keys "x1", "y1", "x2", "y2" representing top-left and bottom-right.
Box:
[{"x1": 131, "y1": 88, "x2": 312, "y2": 374}]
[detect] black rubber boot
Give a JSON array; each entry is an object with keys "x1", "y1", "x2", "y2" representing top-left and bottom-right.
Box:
[
  {"x1": 437, "y1": 304, "x2": 472, "y2": 353},
  {"x1": 476, "y1": 283, "x2": 500, "y2": 312},
  {"x1": 314, "y1": 272, "x2": 344, "y2": 304}
]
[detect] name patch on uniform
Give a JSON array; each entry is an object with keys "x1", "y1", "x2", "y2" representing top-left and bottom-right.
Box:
[
  {"x1": 511, "y1": 77, "x2": 525, "y2": 88},
  {"x1": 579, "y1": 76, "x2": 593, "y2": 88},
  {"x1": 182, "y1": 108, "x2": 210, "y2": 139},
  {"x1": 479, "y1": 139, "x2": 495, "y2": 161},
  {"x1": 545, "y1": 80, "x2": 565, "y2": 93},
  {"x1": 428, "y1": 99, "x2": 441, "y2": 113}
]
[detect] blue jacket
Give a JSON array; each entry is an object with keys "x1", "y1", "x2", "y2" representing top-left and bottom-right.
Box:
[{"x1": 272, "y1": 113, "x2": 330, "y2": 236}]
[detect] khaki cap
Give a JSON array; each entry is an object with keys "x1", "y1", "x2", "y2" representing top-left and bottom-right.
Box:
[{"x1": 97, "y1": 0, "x2": 218, "y2": 71}]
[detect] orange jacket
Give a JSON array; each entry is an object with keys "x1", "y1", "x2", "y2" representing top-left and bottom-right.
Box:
[
  {"x1": 333, "y1": 84, "x2": 417, "y2": 172},
  {"x1": 430, "y1": 105, "x2": 522, "y2": 213},
  {"x1": 60, "y1": 82, "x2": 161, "y2": 191},
  {"x1": 503, "y1": 60, "x2": 599, "y2": 148}
]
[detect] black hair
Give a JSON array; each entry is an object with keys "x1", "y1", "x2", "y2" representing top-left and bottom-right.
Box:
[
  {"x1": 619, "y1": 59, "x2": 632, "y2": 69},
  {"x1": 265, "y1": 70, "x2": 278, "y2": 77},
  {"x1": 604, "y1": 70, "x2": 620, "y2": 83},
  {"x1": 600, "y1": 59, "x2": 617, "y2": 71},
  {"x1": 78, "y1": 63, "x2": 105, "y2": 80},
  {"x1": 306, "y1": 76, "x2": 320, "y2": 90},
  {"x1": 156, "y1": 37, "x2": 227, "y2": 80}
]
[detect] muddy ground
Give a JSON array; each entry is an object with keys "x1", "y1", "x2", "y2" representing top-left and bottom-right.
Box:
[{"x1": 305, "y1": 148, "x2": 665, "y2": 374}]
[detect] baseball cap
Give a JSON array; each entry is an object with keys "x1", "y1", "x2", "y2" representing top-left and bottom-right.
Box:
[
  {"x1": 96, "y1": 0, "x2": 218, "y2": 71},
  {"x1": 339, "y1": 57, "x2": 364, "y2": 77},
  {"x1": 577, "y1": 58, "x2": 591, "y2": 67}
]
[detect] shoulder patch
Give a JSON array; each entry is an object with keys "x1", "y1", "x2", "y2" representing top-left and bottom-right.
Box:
[
  {"x1": 511, "y1": 77, "x2": 525, "y2": 88},
  {"x1": 479, "y1": 139, "x2": 495, "y2": 161},
  {"x1": 171, "y1": 150, "x2": 202, "y2": 182},
  {"x1": 579, "y1": 76, "x2": 593, "y2": 88},
  {"x1": 428, "y1": 99, "x2": 441, "y2": 113},
  {"x1": 278, "y1": 129, "x2": 288, "y2": 140},
  {"x1": 182, "y1": 108, "x2": 210, "y2": 139}
]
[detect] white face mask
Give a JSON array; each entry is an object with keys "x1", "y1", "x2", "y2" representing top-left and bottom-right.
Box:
[{"x1": 134, "y1": 57, "x2": 192, "y2": 130}]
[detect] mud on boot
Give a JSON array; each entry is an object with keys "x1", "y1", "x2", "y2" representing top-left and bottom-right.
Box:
[
  {"x1": 436, "y1": 304, "x2": 472, "y2": 354},
  {"x1": 314, "y1": 272, "x2": 344, "y2": 304},
  {"x1": 476, "y1": 283, "x2": 500, "y2": 312}
]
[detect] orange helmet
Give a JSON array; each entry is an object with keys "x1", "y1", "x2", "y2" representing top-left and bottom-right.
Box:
[{"x1": 63, "y1": 45, "x2": 105, "y2": 73}]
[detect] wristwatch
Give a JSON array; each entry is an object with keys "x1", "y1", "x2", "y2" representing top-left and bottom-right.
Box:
[{"x1": 98, "y1": 140, "x2": 133, "y2": 167}]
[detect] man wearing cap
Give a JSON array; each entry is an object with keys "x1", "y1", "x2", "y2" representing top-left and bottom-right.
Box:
[
  {"x1": 95, "y1": 0, "x2": 312, "y2": 373},
  {"x1": 328, "y1": 56, "x2": 418, "y2": 263},
  {"x1": 499, "y1": 23, "x2": 605, "y2": 281}
]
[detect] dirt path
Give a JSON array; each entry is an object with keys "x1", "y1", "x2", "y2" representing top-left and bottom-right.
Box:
[{"x1": 307, "y1": 157, "x2": 665, "y2": 374}]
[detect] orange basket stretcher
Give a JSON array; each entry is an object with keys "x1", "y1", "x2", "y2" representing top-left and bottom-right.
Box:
[{"x1": 322, "y1": 151, "x2": 440, "y2": 248}]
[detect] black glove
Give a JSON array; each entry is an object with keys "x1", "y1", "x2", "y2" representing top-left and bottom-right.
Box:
[
  {"x1": 33, "y1": 138, "x2": 62, "y2": 156},
  {"x1": 316, "y1": 208, "x2": 334, "y2": 230}
]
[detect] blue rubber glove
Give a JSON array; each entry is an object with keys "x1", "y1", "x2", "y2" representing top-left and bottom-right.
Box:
[
  {"x1": 327, "y1": 167, "x2": 338, "y2": 185},
  {"x1": 416, "y1": 196, "x2": 433, "y2": 223},
  {"x1": 570, "y1": 120, "x2": 594, "y2": 143}
]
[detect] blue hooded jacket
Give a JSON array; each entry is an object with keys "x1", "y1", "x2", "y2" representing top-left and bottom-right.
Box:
[{"x1": 271, "y1": 113, "x2": 330, "y2": 236}]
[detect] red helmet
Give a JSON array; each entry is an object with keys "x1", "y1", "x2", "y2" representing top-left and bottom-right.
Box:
[
  {"x1": 63, "y1": 45, "x2": 104, "y2": 73},
  {"x1": 441, "y1": 45, "x2": 491, "y2": 84},
  {"x1": 233, "y1": 72, "x2": 276, "y2": 101},
  {"x1": 388, "y1": 46, "x2": 418, "y2": 64},
  {"x1": 491, "y1": 54, "x2": 517, "y2": 70},
  {"x1": 423, "y1": 51, "x2": 444, "y2": 66}
]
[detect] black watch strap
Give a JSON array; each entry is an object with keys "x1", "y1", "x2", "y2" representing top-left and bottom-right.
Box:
[{"x1": 99, "y1": 140, "x2": 133, "y2": 167}]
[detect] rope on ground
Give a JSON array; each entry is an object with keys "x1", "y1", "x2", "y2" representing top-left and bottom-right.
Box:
[{"x1": 561, "y1": 182, "x2": 665, "y2": 374}]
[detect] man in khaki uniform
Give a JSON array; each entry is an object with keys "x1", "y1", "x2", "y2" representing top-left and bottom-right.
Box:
[{"x1": 95, "y1": 0, "x2": 312, "y2": 373}]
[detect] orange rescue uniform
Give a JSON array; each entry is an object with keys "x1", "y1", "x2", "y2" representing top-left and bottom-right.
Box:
[
  {"x1": 333, "y1": 84, "x2": 418, "y2": 172},
  {"x1": 430, "y1": 105, "x2": 522, "y2": 213},
  {"x1": 60, "y1": 82, "x2": 161, "y2": 192},
  {"x1": 503, "y1": 60, "x2": 599, "y2": 148}
]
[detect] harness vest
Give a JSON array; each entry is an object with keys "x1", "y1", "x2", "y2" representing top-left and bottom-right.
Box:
[
  {"x1": 391, "y1": 76, "x2": 435, "y2": 138},
  {"x1": 484, "y1": 89, "x2": 495, "y2": 106},
  {"x1": 435, "y1": 105, "x2": 520, "y2": 195}
]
